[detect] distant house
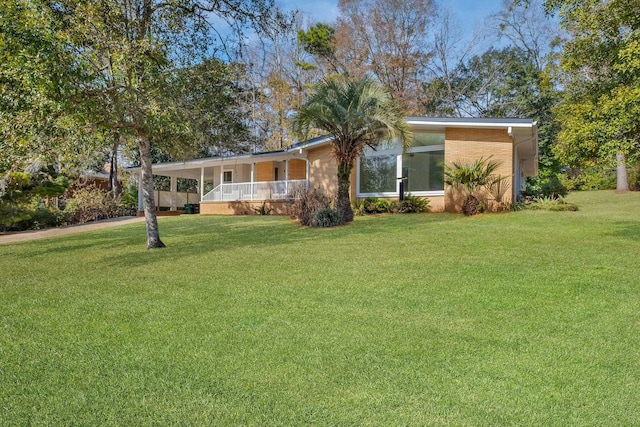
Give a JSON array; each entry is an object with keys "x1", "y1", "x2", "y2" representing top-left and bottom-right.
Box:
[{"x1": 129, "y1": 117, "x2": 538, "y2": 214}]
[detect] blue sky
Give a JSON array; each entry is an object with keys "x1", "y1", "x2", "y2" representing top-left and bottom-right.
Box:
[{"x1": 277, "y1": 0, "x2": 506, "y2": 34}]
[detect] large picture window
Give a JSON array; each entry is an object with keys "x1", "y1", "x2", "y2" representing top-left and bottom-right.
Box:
[
  {"x1": 357, "y1": 132, "x2": 445, "y2": 196},
  {"x1": 403, "y1": 150, "x2": 444, "y2": 192},
  {"x1": 359, "y1": 154, "x2": 397, "y2": 193}
]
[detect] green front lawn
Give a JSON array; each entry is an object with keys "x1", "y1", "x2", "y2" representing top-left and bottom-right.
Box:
[{"x1": 1, "y1": 191, "x2": 639, "y2": 425}]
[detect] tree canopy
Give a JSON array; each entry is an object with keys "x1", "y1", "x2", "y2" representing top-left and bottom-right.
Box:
[{"x1": 547, "y1": 0, "x2": 640, "y2": 191}]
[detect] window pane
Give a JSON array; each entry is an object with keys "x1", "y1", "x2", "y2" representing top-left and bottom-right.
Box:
[
  {"x1": 402, "y1": 150, "x2": 444, "y2": 192},
  {"x1": 412, "y1": 132, "x2": 445, "y2": 147},
  {"x1": 360, "y1": 154, "x2": 397, "y2": 193}
]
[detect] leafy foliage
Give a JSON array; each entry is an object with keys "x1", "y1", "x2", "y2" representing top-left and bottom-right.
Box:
[
  {"x1": 63, "y1": 185, "x2": 132, "y2": 224},
  {"x1": 444, "y1": 156, "x2": 503, "y2": 216},
  {"x1": 526, "y1": 195, "x2": 578, "y2": 212},
  {"x1": 311, "y1": 208, "x2": 344, "y2": 227},
  {"x1": 356, "y1": 197, "x2": 398, "y2": 214},
  {"x1": 398, "y1": 194, "x2": 430, "y2": 213},
  {"x1": 548, "y1": 0, "x2": 640, "y2": 192}
]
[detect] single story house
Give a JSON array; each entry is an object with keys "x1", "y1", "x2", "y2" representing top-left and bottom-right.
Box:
[{"x1": 130, "y1": 117, "x2": 538, "y2": 214}]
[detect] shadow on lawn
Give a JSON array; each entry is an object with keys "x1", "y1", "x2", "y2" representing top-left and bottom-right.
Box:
[
  {"x1": 605, "y1": 221, "x2": 640, "y2": 240},
  {"x1": 17, "y1": 213, "x2": 461, "y2": 268},
  {"x1": 105, "y1": 213, "x2": 461, "y2": 268}
]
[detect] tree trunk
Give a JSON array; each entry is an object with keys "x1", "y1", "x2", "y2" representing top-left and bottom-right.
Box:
[
  {"x1": 109, "y1": 135, "x2": 119, "y2": 199},
  {"x1": 336, "y1": 160, "x2": 354, "y2": 223},
  {"x1": 138, "y1": 135, "x2": 165, "y2": 249},
  {"x1": 616, "y1": 152, "x2": 629, "y2": 193}
]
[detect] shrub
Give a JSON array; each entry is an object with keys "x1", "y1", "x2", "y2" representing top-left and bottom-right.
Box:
[
  {"x1": 509, "y1": 201, "x2": 527, "y2": 211},
  {"x1": 288, "y1": 187, "x2": 331, "y2": 226},
  {"x1": 398, "y1": 194, "x2": 429, "y2": 213},
  {"x1": 0, "y1": 203, "x2": 32, "y2": 232},
  {"x1": 525, "y1": 173, "x2": 569, "y2": 198},
  {"x1": 118, "y1": 184, "x2": 139, "y2": 210},
  {"x1": 527, "y1": 195, "x2": 578, "y2": 211},
  {"x1": 360, "y1": 197, "x2": 397, "y2": 214},
  {"x1": 64, "y1": 185, "x2": 119, "y2": 224},
  {"x1": 312, "y1": 208, "x2": 344, "y2": 227},
  {"x1": 0, "y1": 203, "x2": 67, "y2": 232},
  {"x1": 254, "y1": 201, "x2": 273, "y2": 215},
  {"x1": 444, "y1": 156, "x2": 503, "y2": 216},
  {"x1": 29, "y1": 206, "x2": 67, "y2": 229},
  {"x1": 560, "y1": 167, "x2": 616, "y2": 191}
]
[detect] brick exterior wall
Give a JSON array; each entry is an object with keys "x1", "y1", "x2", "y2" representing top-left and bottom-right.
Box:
[
  {"x1": 307, "y1": 145, "x2": 338, "y2": 197},
  {"x1": 444, "y1": 128, "x2": 514, "y2": 212},
  {"x1": 200, "y1": 200, "x2": 290, "y2": 215}
]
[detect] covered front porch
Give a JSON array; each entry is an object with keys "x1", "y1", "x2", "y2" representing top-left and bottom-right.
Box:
[{"x1": 133, "y1": 151, "x2": 310, "y2": 214}]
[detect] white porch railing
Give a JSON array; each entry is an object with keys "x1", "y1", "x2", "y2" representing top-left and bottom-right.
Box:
[{"x1": 201, "y1": 179, "x2": 308, "y2": 202}]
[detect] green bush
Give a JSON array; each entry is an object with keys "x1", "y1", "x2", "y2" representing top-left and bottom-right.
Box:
[
  {"x1": 312, "y1": 208, "x2": 344, "y2": 227},
  {"x1": 527, "y1": 195, "x2": 578, "y2": 211},
  {"x1": 0, "y1": 203, "x2": 67, "y2": 232},
  {"x1": 398, "y1": 194, "x2": 429, "y2": 213},
  {"x1": 358, "y1": 197, "x2": 397, "y2": 214},
  {"x1": 118, "y1": 184, "x2": 139, "y2": 209},
  {"x1": 560, "y1": 167, "x2": 616, "y2": 191},
  {"x1": 0, "y1": 203, "x2": 32, "y2": 232},
  {"x1": 29, "y1": 207, "x2": 67, "y2": 229},
  {"x1": 525, "y1": 173, "x2": 568, "y2": 198}
]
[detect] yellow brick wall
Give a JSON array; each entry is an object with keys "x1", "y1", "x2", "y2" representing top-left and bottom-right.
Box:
[
  {"x1": 288, "y1": 159, "x2": 306, "y2": 180},
  {"x1": 200, "y1": 201, "x2": 291, "y2": 215},
  {"x1": 308, "y1": 145, "x2": 338, "y2": 197},
  {"x1": 444, "y1": 128, "x2": 514, "y2": 212},
  {"x1": 256, "y1": 161, "x2": 274, "y2": 182}
]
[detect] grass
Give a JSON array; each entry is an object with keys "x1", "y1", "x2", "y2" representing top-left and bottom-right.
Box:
[{"x1": 1, "y1": 190, "x2": 639, "y2": 425}]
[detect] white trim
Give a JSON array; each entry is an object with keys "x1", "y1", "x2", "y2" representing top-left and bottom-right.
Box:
[{"x1": 406, "y1": 119, "x2": 536, "y2": 129}]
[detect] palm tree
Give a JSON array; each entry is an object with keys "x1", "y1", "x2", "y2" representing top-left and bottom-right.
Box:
[
  {"x1": 444, "y1": 156, "x2": 503, "y2": 216},
  {"x1": 293, "y1": 76, "x2": 410, "y2": 222}
]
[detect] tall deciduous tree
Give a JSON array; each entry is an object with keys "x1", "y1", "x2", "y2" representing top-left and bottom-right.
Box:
[
  {"x1": 421, "y1": 8, "x2": 484, "y2": 117},
  {"x1": 2, "y1": 0, "x2": 272, "y2": 248},
  {"x1": 245, "y1": 11, "x2": 321, "y2": 151},
  {"x1": 336, "y1": 0, "x2": 435, "y2": 114},
  {"x1": 293, "y1": 76, "x2": 409, "y2": 222},
  {"x1": 0, "y1": 0, "x2": 96, "y2": 174},
  {"x1": 545, "y1": 0, "x2": 640, "y2": 192},
  {"x1": 297, "y1": 0, "x2": 435, "y2": 114}
]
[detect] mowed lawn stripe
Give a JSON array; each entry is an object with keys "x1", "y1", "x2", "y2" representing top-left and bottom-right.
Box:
[{"x1": 1, "y1": 190, "x2": 639, "y2": 425}]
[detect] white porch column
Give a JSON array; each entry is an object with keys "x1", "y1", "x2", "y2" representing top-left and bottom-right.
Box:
[
  {"x1": 170, "y1": 176, "x2": 177, "y2": 211},
  {"x1": 250, "y1": 163, "x2": 255, "y2": 201},
  {"x1": 200, "y1": 167, "x2": 205, "y2": 201},
  {"x1": 137, "y1": 173, "x2": 143, "y2": 211},
  {"x1": 220, "y1": 166, "x2": 224, "y2": 201},
  {"x1": 285, "y1": 159, "x2": 289, "y2": 195}
]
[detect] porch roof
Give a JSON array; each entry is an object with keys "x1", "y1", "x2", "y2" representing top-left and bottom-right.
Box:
[{"x1": 128, "y1": 149, "x2": 304, "y2": 180}]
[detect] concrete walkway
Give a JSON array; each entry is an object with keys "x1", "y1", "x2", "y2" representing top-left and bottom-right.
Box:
[{"x1": 0, "y1": 216, "x2": 146, "y2": 245}]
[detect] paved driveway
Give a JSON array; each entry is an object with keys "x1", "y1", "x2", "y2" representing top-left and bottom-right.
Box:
[{"x1": 0, "y1": 217, "x2": 146, "y2": 245}]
